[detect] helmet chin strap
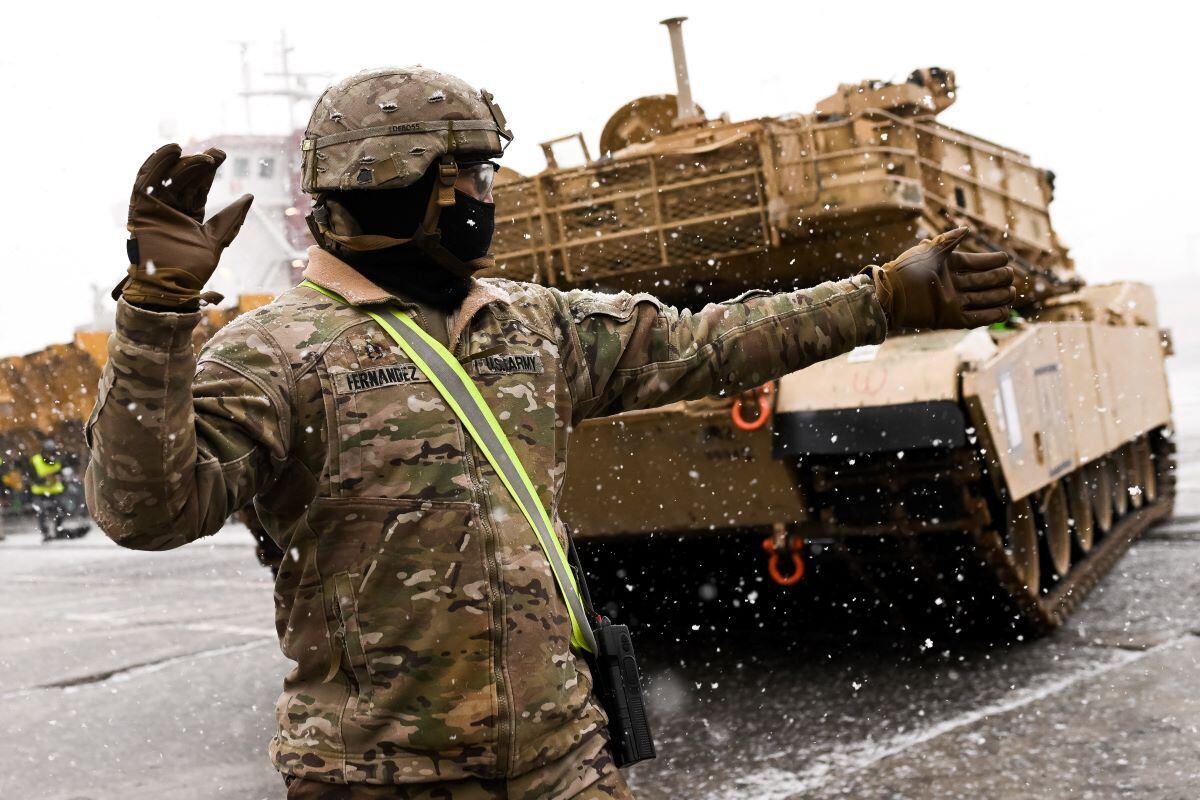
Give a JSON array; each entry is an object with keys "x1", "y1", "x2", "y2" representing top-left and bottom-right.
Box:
[
  {"x1": 305, "y1": 155, "x2": 494, "y2": 279},
  {"x1": 410, "y1": 157, "x2": 496, "y2": 277}
]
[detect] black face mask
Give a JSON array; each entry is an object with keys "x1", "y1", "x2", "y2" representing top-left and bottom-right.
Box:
[
  {"x1": 321, "y1": 184, "x2": 495, "y2": 311},
  {"x1": 438, "y1": 190, "x2": 495, "y2": 263},
  {"x1": 327, "y1": 183, "x2": 494, "y2": 265}
]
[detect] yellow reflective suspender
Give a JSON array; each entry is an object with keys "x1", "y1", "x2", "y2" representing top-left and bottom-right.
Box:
[
  {"x1": 302, "y1": 280, "x2": 596, "y2": 653},
  {"x1": 32, "y1": 454, "x2": 62, "y2": 480},
  {"x1": 30, "y1": 454, "x2": 64, "y2": 497}
]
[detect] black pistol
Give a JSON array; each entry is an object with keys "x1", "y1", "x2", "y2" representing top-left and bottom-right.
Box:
[{"x1": 590, "y1": 619, "x2": 656, "y2": 767}]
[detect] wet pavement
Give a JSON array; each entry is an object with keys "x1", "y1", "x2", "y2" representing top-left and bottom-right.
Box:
[{"x1": 2, "y1": 359, "x2": 1197, "y2": 800}]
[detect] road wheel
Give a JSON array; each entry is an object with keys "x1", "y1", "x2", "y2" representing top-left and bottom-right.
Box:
[
  {"x1": 1121, "y1": 445, "x2": 1144, "y2": 510},
  {"x1": 1089, "y1": 460, "x2": 1114, "y2": 534},
  {"x1": 1036, "y1": 483, "x2": 1071, "y2": 586},
  {"x1": 1067, "y1": 471, "x2": 1095, "y2": 555},
  {"x1": 1004, "y1": 497, "x2": 1040, "y2": 594},
  {"x1": 1109, "y1": 455, "x2": 1129, "y2": 517},
  {"x1": 1134, "y1": 438, "x2": 1158, "y2": 503}
]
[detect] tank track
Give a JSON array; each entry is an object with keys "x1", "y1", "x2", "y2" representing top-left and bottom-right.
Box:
[{"x1": 799, "y1": 427, "x2": 1177, "y2": 636}]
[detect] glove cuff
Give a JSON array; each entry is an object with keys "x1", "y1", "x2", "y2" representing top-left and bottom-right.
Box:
[
  {"x1": 860, "y1": 265, "x2": 894, "y2": 327},
  {"x1": 118, "y1": 264, "x2": 208, "y2": 311}
]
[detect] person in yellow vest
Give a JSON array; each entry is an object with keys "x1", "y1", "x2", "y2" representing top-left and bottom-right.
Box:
[{"x1": 30, "y1": 439, "x2": 66, "y2": 541}]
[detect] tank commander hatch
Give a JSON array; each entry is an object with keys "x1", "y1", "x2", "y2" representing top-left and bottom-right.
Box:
[{"x1": 86, "y1": 68, "x2": 1013, "y2": 799}]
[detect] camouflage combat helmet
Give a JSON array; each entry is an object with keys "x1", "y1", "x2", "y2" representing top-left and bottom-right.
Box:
[{"x1": 301, "y1": 67, "x2": 512, "y2": 274}]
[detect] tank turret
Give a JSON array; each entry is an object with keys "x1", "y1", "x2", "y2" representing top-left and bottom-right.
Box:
[{"x1": 489, "y1": 19, "x2": 1075, "y2": 314}]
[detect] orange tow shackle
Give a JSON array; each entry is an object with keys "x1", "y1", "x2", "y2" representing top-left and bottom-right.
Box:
[
  {"x1": 761, "y1": 532, "x2": 805, "y2": 586},
  {"x1": 732, "y1": 382, "x2": 774, "y2": 432}
]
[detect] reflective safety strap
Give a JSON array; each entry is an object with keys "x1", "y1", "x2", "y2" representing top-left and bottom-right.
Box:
[{"x1": 301, "y1": 280, "x2": 596, "y2": 653}]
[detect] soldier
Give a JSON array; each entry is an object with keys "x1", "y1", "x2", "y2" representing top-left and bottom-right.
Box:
[{"x1": 85, "y1": 68, "x2": 1013, "y2": 799}]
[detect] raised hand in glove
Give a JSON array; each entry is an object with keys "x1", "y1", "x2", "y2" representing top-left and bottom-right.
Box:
[
  {"x1": 863, "y1": 227, "x2": 1014, "y2": 329},
  {"x1": 115, "y1": 143, "x2": 253, "y2": 311}
]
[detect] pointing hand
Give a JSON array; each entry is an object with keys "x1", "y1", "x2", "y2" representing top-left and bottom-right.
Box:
[{"x1": 864, "y1": 227, "x2": 1015, "y2": 330}]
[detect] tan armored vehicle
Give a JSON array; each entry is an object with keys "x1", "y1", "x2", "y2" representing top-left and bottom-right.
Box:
[{"x1": 488, "y1": 18, "x2": 1174, "y2": 633}]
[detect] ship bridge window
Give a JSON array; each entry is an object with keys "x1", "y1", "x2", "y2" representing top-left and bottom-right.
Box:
[
  {"x1": 233, "y1": 157, "x2": 250, "y2": 178},
  {"x1": 954, "y1": 186, "x2": 968, "y2": 209},
  {"x1": 258, "y1": 157, "x2": 275, "y2": 179}
]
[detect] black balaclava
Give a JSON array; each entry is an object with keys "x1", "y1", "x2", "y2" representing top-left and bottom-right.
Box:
[
  {"x1": 326, "y1": 170, "x2": 497, "y2": 311},
  {"x1": 437, "y1": 192, "x2": 495, "y2": 263}
]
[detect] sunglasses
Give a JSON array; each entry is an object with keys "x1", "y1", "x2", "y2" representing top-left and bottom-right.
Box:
[{"x1": 454, "y1": 160, "x2": 500, "y2": 202}]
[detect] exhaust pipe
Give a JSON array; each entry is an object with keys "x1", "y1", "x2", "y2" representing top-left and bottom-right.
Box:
[{"x1": 660, "y1": 16, "x2": 703, "y2": 127}]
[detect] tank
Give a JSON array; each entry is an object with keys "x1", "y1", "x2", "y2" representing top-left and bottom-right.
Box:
[{"x1": 486, "y1": 17, "x2": 1175, "y2": 634}]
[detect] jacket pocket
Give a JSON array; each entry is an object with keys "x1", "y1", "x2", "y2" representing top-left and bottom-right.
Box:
[
  {"x1": 569, "y1": 291, "x2": 663, "y2": 324},
  {"x1": 332, "y1": 571, "x2": 374, "y2": 713},
  {"x1": 325, "y1": 346, "x2": 471, "y2": 502},
  {"x1": 83, "y1": 368, "x2": 114, "y2": 449},
  {"x1": 308, "y1": 497, "x2": 495, "y2": 755}
]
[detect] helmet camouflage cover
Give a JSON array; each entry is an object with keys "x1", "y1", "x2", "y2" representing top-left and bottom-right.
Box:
[{"x1": 301, "y1": 67, "x2": 511, "y2": 193}]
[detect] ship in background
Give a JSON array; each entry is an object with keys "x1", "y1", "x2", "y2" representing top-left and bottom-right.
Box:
[
  {"x1": 189, "y1": 128, "x2": 311, "y2": 301},
  {"x1": 188, "y1": 36, "x2": 320, "y2": 300}
]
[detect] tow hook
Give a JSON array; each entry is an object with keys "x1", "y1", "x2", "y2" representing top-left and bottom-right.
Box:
[{"x1": 762, "y1": 522, "x2": 805, "y2": 586}]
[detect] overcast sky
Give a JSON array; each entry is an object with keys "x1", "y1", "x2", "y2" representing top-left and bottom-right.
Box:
[{"x1": 1, "y1": 0, "x2": 1196, "y2": 357}]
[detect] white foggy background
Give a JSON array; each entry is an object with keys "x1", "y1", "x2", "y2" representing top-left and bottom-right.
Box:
[{"x1": 1, "y1": 0, "x2": 1196, "y2": 357}]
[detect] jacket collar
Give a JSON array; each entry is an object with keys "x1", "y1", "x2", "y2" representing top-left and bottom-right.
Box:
[{"x1": 301, "y1": 246, "x2": 509, "y2": 347}]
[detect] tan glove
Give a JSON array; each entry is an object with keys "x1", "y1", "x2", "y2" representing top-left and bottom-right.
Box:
[
  {"x1": 863, "y1": 227, "x2": 1015, "y2": 329},
  {"x1": 115, "y1": 144, "x2": 254, "y2": 310}
]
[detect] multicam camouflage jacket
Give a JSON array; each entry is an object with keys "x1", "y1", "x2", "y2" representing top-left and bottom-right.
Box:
[{"x1": 85, "y1": 247, "x2": 886, "y2": 785}]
